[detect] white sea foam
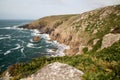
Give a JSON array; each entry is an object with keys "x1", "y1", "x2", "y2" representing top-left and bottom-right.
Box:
[
  {"x1": 27, "y1": 43, "x2": 34, "y2": 47},
  {"x1": 54, "y1": 42, "x2": 70, "y2": 56},
  {"x1": 11, "y1": 44, "x2": 21, "y2": 50},
  {"x1": 31, "y1": 29, "x2": 51, "y2": 40},
  {"x1": 0, "y1": 26, "x2": 29, "y2": 31},
  {"x1": 46, "y1": 49, "x2": 55, "y2": 53},
  {"x1": 40, "y1": 34, "x2": 51, "y2": 40},
  {"x1": 30, "y1": 39, "x2": 34, "y2": 42},
  {"x1": 4, "y1": 26, "x2": 17, "y2": 29},
  {"x1": 4, "y1": 44, "x2": 21, "y2": 55},
  {"x1": 27, "y1": 43, "x2": 42, "y2": 48},
  {"x1": 33, "y1": 29, "x2": 40, "y2": 34},
  {"x1": 31, "y1": 29, "x2": 41, "y2": 36},
  {"x1": 45, "y1": 40, "x2": 70, "y2": 57},
  {"x1": 4, "y1": 50, "x2": 11, "y2": 55},
  {"x1": 0, "y1": 35, "x2": 11, "y2": 40},
  {"x1": 21, "y1": 47, "x2": 26, "y2": 57},
  {"x1": 45, "y1": 40, "x2": 52, "y2": 43}
]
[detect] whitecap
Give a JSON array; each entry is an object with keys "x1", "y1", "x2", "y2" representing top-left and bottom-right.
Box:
[
  {"x1": 46, "y1": 40, "x2": 70, "y2": 57},
  {"x1": 33, "y1": 29, "x2": 40, "y2": 34},
  {"x1": 21, "y1": 47, "x2": 26, "y2": 57},
  {"x1": 31, "y1": 32, "x2": 41, "y2": 36},
  {"x1": 45, "y1": 40, "x2": 52, "y2": 44},
  {"x1": 27, "y1": 43, "x2": 34, "y2": 48},
  {"x1": 4, "y1": 27, "x2": 11, "y2": 29},
  {"x1": 0, "y1": 35, "x2": 11, "y2": 40},
  {"x1": 27, "y1": 43, "x2": 42, "y2": 48},
  {"x1": 40, "y1": 34, "x2": 51, "y2": 40},
  {"x1": 46, "y1": 49, "x2": 55, "y2": 53},
  {"x1": 4, "y1": 50, "x2": 11, "y2": 55},
  {"x1": 11, "y1": 44, "x2": 21, "y2": 50},
  {"x1": 4, "y1": 44, "x2": 21, "y2": 55},
  {"x1": 30, "y1": 39, "x2": 34, "y2": 42},
  {"x1": 3, "y1": 26, "x2": 17, "y2": 30},
  {"x1": 31, "y1": 29, "x2": 41, "y2": 36},
  {"x1": 0, "y1": 26, "x2": 29, "y2": 31}
]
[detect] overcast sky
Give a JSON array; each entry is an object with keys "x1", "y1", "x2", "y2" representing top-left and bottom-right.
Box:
[{"x1": 0, "y1": 0, "x2": 120, "y2": 19}]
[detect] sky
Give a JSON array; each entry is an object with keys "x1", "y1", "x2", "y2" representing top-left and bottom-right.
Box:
[{"x1": 0, "y1": 0, "x2": 120, "y2": 19}]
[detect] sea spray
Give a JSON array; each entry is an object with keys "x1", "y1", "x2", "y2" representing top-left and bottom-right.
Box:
[{"x1": 30, "y1": 29, "x2": 70, "y2": 57}]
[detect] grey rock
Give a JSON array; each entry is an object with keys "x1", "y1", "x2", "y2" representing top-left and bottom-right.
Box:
[
  {"x1": 101, "y1": 33, "x2": 120, "y2": 49},
  {"x1": 21, "y1": 62, "x2": 84, "y2": 80}
]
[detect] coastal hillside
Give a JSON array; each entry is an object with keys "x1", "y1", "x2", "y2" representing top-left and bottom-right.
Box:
[
  {"x1": 19, "y1": 5, "x2": 120, "y2": 55},
  {"x1": 0, "y1": 5, "x2": 120, "y2": 80}
]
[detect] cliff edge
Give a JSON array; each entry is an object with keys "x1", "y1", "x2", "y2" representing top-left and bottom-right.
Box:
[{"x1": 19, "y1": 5, "x2": 120, "y2": 55}]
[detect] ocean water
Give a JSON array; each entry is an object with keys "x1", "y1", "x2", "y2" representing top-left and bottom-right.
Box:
[
  {"x1": 0, "y1": 20, "x2": 69, "y2": 73},
  {"x1": 0, "y1": 20, "x2": 69, "y2": 72}
]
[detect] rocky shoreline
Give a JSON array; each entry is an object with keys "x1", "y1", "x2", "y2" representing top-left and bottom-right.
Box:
[
  {"x1": 0, "y1": 4, "x2": 120, "y2": 80},
  {"x1": 27, "y1": 29, "x2": 70, "y2": 57},
  {"x1": 18, "y1": 5, "x2": 120, "y2": 55}
]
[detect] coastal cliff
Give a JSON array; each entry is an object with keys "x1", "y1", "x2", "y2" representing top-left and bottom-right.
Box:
[
  {"x1": 19, "y1": 5, "x2": 120, "y2": 55},
  {"x1": 1, "y1": 5, "x2": 120, "y2": 80}
]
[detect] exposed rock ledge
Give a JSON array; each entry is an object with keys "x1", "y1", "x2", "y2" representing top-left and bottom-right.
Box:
[
  {"x1": 20, "y1": 62, "x2": 84, "y2": 80},
  {"x1": 101, "y1": 33, "x2": 120, "y2": 49}
]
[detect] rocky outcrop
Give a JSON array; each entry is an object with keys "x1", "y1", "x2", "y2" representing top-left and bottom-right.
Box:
[
  {"x1": 19, "y1": 5, "x2": 120, "y2": 55},
  {"x1": 101, "y1": 33, "x2": 120, "y2": 49},
  {"x1": 20, "y1": 62, "x2": 83, "y2": 80},
  {"x1": 1, "y1": 72, "x2": 10, "y2": 80},
  {"x1": 32, "y1": 36, "x2": 41, "y2": 42},
  {"x1": 1, "y1": 4, "x2": 120, "y2": 80}
]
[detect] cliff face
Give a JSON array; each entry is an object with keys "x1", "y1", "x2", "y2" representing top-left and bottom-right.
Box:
[{"x1": 19, "y1": 5, "x2": 120, "y2": 55}]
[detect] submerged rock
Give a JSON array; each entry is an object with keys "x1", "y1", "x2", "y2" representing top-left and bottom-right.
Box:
[
  {"x1": 21, "y1": 62, "x2": 84, "y2": 80},
  {"x1": 32, "y1": 36, "x2": 41, "y2": 42}
]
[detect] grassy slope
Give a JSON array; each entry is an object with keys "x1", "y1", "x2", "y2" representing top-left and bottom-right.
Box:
[
  {"x1": 1, "y1": 5, "x2": 120, "y2": 80},
  {"x1": 4, "y1": 41, "x2": 120, "y2": 80},
  {"x1": 20, "y1": 5, "x2": 120, "y2": 55}
]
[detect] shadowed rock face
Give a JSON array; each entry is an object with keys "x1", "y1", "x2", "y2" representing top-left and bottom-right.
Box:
[
  {"x1": 111, "y1": 27, "x2": 120, "y2": 34},
  {"x1": 21, "y1": 62, "x2": 84, "y2": 80}
]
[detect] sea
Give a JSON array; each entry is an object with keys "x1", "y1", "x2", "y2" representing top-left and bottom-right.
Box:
[{"x1": 0, "y1": 20, "x2": 69, "y2": 73}]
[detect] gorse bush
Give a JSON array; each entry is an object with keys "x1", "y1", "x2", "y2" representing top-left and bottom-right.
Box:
[{"x1": 4, "y1": 41, "x2": 120, "y2": 80}]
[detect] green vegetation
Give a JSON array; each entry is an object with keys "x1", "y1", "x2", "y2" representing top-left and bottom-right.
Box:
[
  {"x1": 53, "y1": 20, "x2": 63, "y2": 28},
  {"x1": 82, "y1": 47, "x2": 88, "y2": 53},
  {"x1": 1, "y1": 5, "x2": 120, "y2": 80},
  {"x1": 4, "y1": 41, "x2": 120, "y2": 80},
  {"x1": 91, "y1": 39, "x2": 102, "y2": 52}
]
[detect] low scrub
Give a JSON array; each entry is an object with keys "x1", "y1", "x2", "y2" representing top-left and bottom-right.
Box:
[{"x1": 3, "y1": 41, "x2": 120, "y2": 80}]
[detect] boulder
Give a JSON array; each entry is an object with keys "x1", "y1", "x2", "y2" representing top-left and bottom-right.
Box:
[
  {"x1": 21, "y1": 62, "x2": 84, "y2": 80},
  {"x1": 101, "y1": 33, "x2": 120, "y2": 49},
  {"x1": 32, "y1": 36, "x2": 41, "y2": 42}
]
